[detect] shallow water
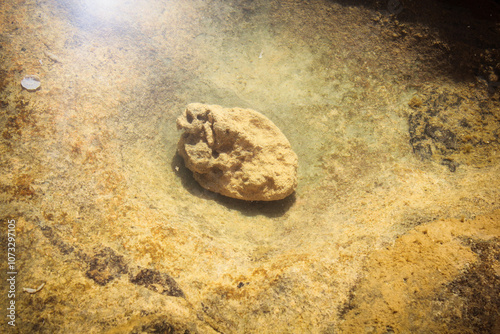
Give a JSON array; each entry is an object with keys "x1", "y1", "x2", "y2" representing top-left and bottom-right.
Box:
[{"x1": 1, "y1": 0, "x2": 500, "y2": 333}]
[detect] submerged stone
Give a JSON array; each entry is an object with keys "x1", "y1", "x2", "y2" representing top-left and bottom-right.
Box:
[{"x1": 176, "y1": 103, "x2": 298, "y2": 201}]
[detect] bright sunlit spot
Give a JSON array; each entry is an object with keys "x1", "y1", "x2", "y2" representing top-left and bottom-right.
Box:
[{"x1": 82, "y1": 0, "x2": 123, "y2": 22}]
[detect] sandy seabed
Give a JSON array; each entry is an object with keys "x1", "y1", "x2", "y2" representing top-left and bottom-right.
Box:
[{"x1": 1, "y1": 0, "x2": 499, "y2": 333}]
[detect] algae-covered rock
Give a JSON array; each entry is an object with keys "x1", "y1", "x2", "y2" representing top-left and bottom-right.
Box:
[{"x1": 176, "y1": 103, "x2": 298, "y2": 201}]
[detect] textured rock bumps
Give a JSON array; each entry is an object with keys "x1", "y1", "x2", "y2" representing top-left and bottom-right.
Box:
[{"x1": 176, "y1": 103, "x2": 298, "y2": 201}]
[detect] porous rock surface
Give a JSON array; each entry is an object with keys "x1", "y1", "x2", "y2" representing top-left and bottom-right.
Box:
[{"x1": 176, "y1": 103, "x2": 298, "y2": 201}]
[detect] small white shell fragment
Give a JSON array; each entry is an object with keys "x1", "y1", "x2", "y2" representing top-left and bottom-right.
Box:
[
  {"x1": 21, "y1": 75, "x2": 41, "y2": 91},
  {"x1": 44, "y1": 50, "x2": 61, "y2": 63},
  {"x1": 23, "y1": 282, "x2": 45, "y2": 294}
]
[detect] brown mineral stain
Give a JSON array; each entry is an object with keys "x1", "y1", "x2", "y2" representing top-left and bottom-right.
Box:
[{"x1": 339, "y1": 210, "x2": 500, "y2": 333}]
